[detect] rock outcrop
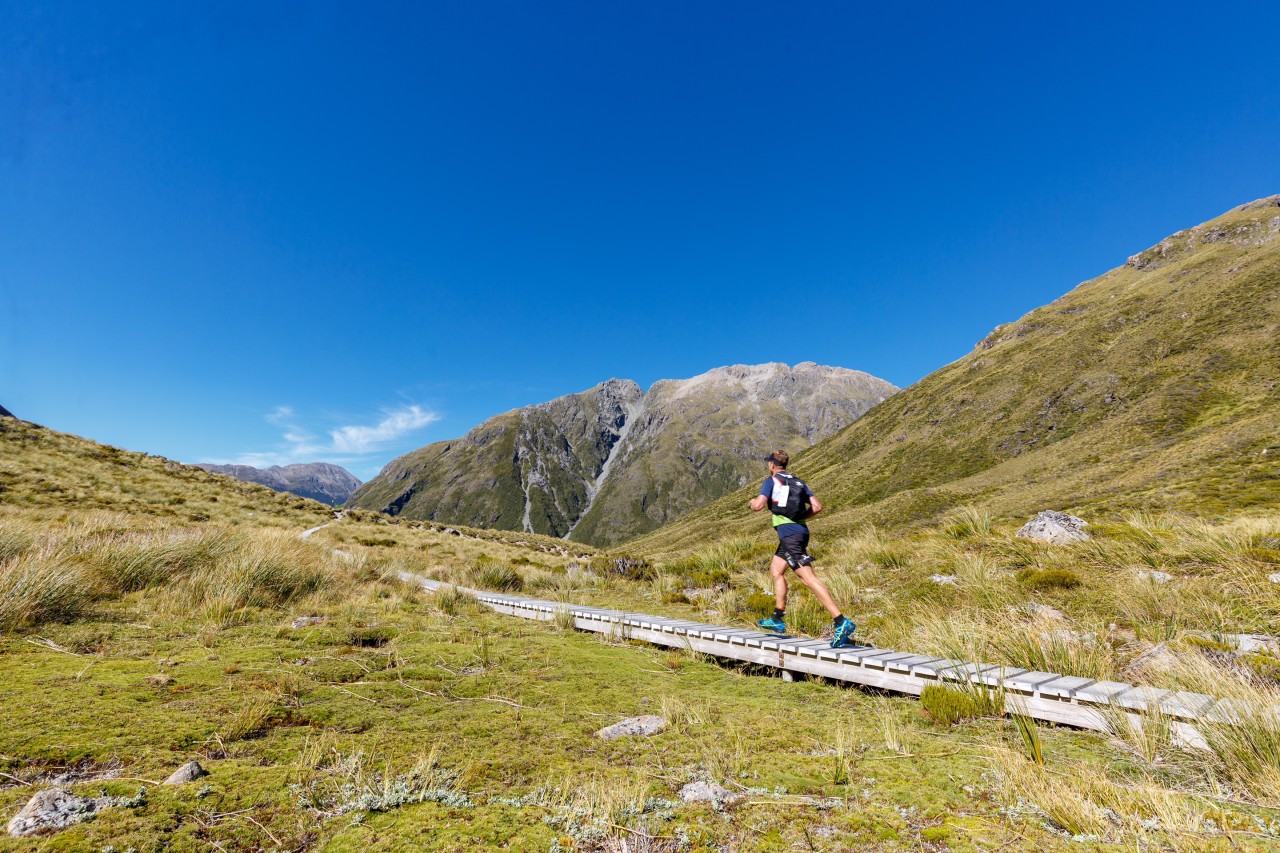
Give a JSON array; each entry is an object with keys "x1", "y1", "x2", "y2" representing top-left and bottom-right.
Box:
[
  {"x1": 1015, "y1": 511, "x2": 1091, "y2": 544},
  {"x1": 7, "y1": 788, "x2": 107, "y2": 837},
  {"x1": 595, "y1": 715, "x2": 668, "y2": 740}
]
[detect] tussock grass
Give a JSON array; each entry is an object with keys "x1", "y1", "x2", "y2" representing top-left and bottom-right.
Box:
[{"x1": 0, "y1": 551, "x2": 90, "y2": 629}]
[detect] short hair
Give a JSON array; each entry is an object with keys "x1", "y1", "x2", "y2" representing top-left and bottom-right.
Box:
[{"x1": 768, "y1": 450, "x2": 789, "y2": 468}]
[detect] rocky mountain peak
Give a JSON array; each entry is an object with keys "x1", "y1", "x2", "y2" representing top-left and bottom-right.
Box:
[{"x1": 348, "y1": 363, "x2": 897, "y2": 545}]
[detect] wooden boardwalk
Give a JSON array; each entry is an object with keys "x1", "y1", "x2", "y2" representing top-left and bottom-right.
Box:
[{"x1": 401, "y1": 573, "x2": 1229, "y2": 747}]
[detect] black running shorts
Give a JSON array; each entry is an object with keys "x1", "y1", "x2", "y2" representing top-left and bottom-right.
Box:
[{"x1": 775, "y1": 531, "x2": 814, "y2": 570}]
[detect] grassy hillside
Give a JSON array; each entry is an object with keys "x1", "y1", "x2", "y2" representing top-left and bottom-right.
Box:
[
  {"x1": 631, "y1": 196, "x2": 1280, "y2": 560},
  {"x1": 2, "y1": 418, "x2": 1280, "y2": 847}
]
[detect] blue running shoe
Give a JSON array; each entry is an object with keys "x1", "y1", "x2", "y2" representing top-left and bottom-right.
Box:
[
  {"x1": 757, "y1": 615, "x2": 786, "y2": 632},
  {"x1": 831, "y1": 616, "x2": 857, "y2": 647}
]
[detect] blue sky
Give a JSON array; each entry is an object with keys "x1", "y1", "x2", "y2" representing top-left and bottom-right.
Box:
[{"x1": 3, "y1": 1, "x2": 1278, "y2": 480}]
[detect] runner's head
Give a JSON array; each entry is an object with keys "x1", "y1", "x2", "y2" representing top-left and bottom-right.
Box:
[{"x1": 763, "y1": 450, "x2": 789, "y2": 471}]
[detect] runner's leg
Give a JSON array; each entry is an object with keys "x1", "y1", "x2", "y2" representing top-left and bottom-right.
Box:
[
  {"x1": 770, "y1": 555, "x2": 790, "y2": 612},
  {"x1": 793, "y1": 564, "x2": 842, "y2": 618}
]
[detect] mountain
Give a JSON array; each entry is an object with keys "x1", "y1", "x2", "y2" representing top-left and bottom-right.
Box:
[
  {"x1": 0, "y1": 404, "x2": 14, "y2": 418},
  {"x1": 629, "y1": 196, "x2": 1280, "y2": 558},
  {"x1": 347, "y1": 363, "x2": 897, "y2": 545},
  {"x1": 195, "y1": 462, "x2": 362, "y2": 506}
]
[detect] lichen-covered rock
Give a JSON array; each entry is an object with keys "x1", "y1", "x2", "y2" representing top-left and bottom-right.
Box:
[
  {"x1": 290, "y1": 615, "x2": 326, "y2": 629},
  {"x1": 678, "y1": 780, "x2": 745, "y2": 809},
  {"x1": 929, "y1": 574, "x2": 957, "y2": 585},
  {"x1": 6, "y1": 788, "x2": 107, "y2": 837},
  {"x1": 163, "y1": 760, "x2": 208, "y2": 786},
  {"x1": 595, "y1": 715, "x2": 667, "y2": 740},
  {"x1": 1016, "y1": 510, "x2": 1090, "y2": 544}
]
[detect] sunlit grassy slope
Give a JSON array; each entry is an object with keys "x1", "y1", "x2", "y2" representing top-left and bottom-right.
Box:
[
  {"x1": 630, "y1": 196, "x2": 1280, "y2": 561},
  {"x1": 3, "y1": 407, "x2": 1280, "y2": 847}
]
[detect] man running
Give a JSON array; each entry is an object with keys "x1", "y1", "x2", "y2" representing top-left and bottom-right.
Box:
[{"x1": 749, "y1": 450, "x2": 857, "y2": 647}]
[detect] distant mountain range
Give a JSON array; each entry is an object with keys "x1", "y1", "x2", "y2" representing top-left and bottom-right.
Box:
[
  {"x1": 0, "y1": 404, "x2": 14, "y2": 418},
  {"x1": 196, "y1": 462, "x2": 361, "y2": 506},
  {"x1": 347, "y1": 362, "x2": 897, "y2": 546},
  {"x1": 633, "y1": 195, "x2": 1280, "y2": 557}
]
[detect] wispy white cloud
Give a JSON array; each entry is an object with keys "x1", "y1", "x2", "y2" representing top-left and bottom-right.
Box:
[
  {"x1": 209, "y1": 404, "x2": 439, "y2": 471},
  {"x1": 331, "y1": 405, "x2": 438, "y2": 453}
]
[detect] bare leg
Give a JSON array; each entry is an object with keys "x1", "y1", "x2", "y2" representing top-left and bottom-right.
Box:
[
  {"x1": 769, "y1": 556, "x2": 789, "y2": 612},
  {"x1": 793, "y1": 564, "x2": 842, "y2": 618}
]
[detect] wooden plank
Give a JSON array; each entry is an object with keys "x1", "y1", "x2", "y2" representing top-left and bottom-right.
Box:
[
  {"x1": 1035, "y1": 676, "x2": 1096, "y2": 700},
  {"x1": 1002, "y1": 671, "x2": 1062, "y2": 695},
  {"x1": 792, "y1": 640, "x2": 833, "y2": 657},
  {"x1": 886, "y1": 655, "x2": 946, "y2": 675},
  {"x1": 904, "y1": 658, "x2": 964, "y2": 679},
  {"x1": 872, "y1": 652, "x2": 922, "y2": 670},
  {"x1": 844, "y1": 649, "x2": 900, "y2": 669},
  {"x1": 1115, "y1": 686, "x2": 1171, "y2": 712},
  {"x1": 1072, "y1": 680, "x2": 1133, "y2": 706},
  {"x1": 1161, "y1": 691, "x2": 1216, "y2": 720}
]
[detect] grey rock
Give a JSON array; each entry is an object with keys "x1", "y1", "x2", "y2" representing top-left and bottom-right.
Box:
[
  {"x1": 1016, "y1": 510, "x2": 1091, "y2": 544},
  {"x1": 1123, "y1": 642, "x2": 1177, "y2": 679},
  {"x1": 1138, "y1": 570, "x2": 1173, "y2": 584},
  {"x1": 1222, "y1": 634, "x2": 1279, "y2": 654},
  {"x1": 1025, "y1": 603, "x2": 1066, "y2": 620},
  {"x1": 677, "y1": 780, "x2": 745, "y2": 808},
  {"x1": 7, "y1": 788, "x2": 107, "y2": 837},
  {"x1": 163, "y1": 760, "x2": 208, "y2": 786},
  {"x1": 291, "y1": 615, "x2": 326, "y2": 629},
  {"x1": 1269, "y1": 573, "x2": 1280, "y2": 585},
  {"x1": 595, "y1": 715, "x2": 667, "y2": 740},
  {"x1": 195, "y1": 462, "x2": 361, "y2": 506},
  {"x1": 929, "y1": 574, "x2": 958, "y2": 585}
]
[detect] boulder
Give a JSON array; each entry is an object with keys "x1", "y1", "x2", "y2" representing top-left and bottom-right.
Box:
[
  {"x1": 6, "y1": 788, "x2": 106, "y2": 837},
  {"x1": 1016, "y1": 510, "x2": 1090, "y2": 544},
  {"x1": 595, "y1": 715, "x2": 667, "y2": 740},
  {"x1": 290, "y1": 616, "x2": 326, "y2": 629},
  {"x1": 163, "y1": 760, "x2": 208, "y2": 786},
  {"x1": 678, "y1": 780, "x2": 745, "y2": 809},
  {"x1": 929, "y1": 574, "x2": 957, "y2": 586},
  {"x1": 1137, "y1": 570, "x2": 1173, "y2": 584}
]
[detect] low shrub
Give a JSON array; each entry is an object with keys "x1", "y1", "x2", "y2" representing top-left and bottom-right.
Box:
[
  {"x1": 356, "y1": 537, "x2": 398, "y2": 548},
  {"x1": 744, "y1": 590, "x2": 775, "y2": 617},
  {"x1": 1016, "y1": 568, "x2": 1082, "y2": 590},
  {"x1": 920, "y1": 684, "x2": 979, "y2": 726},
  {"x1": 588, "y1": 554, "x2": 655, "y2": 581},
  {"x1": 473, "y1": 562, "x2": 523, "y2": 592}
]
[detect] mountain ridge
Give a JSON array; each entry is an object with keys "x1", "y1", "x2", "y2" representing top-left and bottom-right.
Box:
[
  {"x1": 348, "y1": 362, "x2": 897, "y2": 545},
  {"x1": 196, "y1": 462, "x2": 362, "y2": 506}
]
